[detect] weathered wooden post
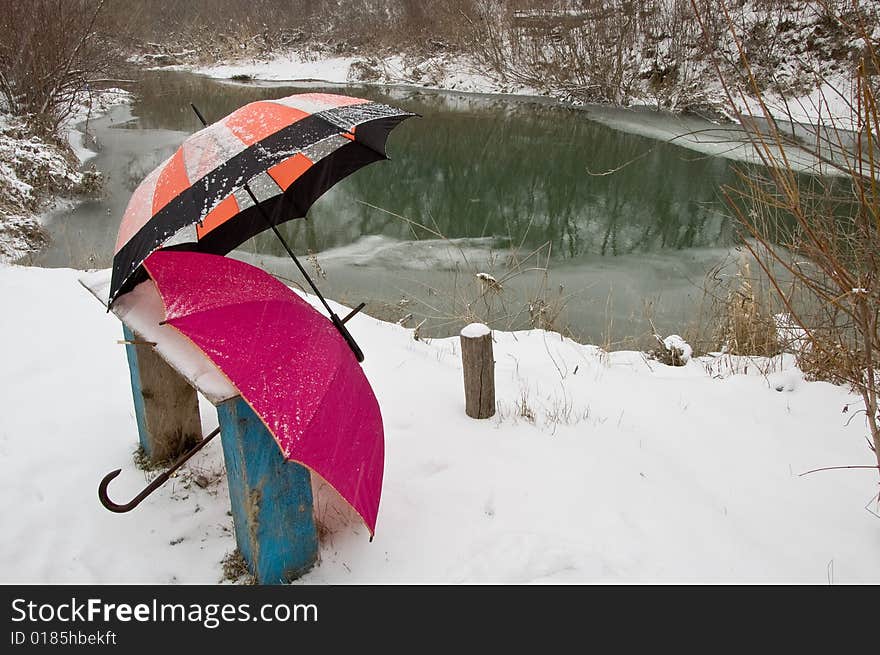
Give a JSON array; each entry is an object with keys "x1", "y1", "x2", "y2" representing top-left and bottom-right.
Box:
[
  {"x1": 122, "y1": 325, "x2": 201, "y2": 462},
  {"x1": 216, "y1": 396, "x2": 318, "y2": 584},
  {"x1": 460, "y1": 323, "x2": 495, "y2": 419}
]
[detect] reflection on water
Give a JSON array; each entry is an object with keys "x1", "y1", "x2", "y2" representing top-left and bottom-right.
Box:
[{"x1": 29, "y1": 70, "x2": 757, "y2": 342}]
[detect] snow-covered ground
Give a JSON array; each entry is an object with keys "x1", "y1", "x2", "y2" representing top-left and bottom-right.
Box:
[
  {"x1": 1, "y1": 263, "x2": 878, "y2": 584},
  {"x1": 191, "y1": 50, "x2": 540, "y2": 97},
  {"x1": 195, "y1": 52, "x2": 360, "y2": 85},
  {"x1": 65, "y1": 88, "x2": 132, "y2": 164}
]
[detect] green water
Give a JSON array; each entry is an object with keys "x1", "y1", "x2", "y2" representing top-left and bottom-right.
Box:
[{"x1": 30, "y1": 70, "x2": 751, "y2": 344}]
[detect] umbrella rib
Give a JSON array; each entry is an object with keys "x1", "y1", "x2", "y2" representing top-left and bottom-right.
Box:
[
  {"x1": 189, "y1": 103, "x2": 335, "y2": 317},
  {"x1": 287, "y1": 359, "x2": 346, "y2": 449},
  {"x1": 190, "y1": 103, "x2": 363, "y2": 362}
]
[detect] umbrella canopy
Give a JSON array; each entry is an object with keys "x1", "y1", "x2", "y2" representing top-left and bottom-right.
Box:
[
  {"x1": 142, "y1": 249, "x2": 385, "y2": 535},
  {"x1": 110, "y1": 92, "x2": 415, "y2": 305}
]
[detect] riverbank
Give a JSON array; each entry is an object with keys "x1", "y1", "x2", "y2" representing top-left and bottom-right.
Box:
[
  {"x1": 188, "y1": 50, "x2": 541, "y2": 98},
  {"x1": 1, "y1": 262, "x2": 878, "y2": 583},
  {"x1": 0, "y1": 89, "x2": 131, "y2": 263},
  {"x1": 147, "y1": 0, "x2": 875, "y2": 135},
  {"x1": 182, "y1": 45, "x2": 864, "y2": 134}
]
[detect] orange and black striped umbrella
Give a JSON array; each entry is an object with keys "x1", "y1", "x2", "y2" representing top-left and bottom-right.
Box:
[{"x1": 109, "y1": 92, "x2": 415, "y2": 305}]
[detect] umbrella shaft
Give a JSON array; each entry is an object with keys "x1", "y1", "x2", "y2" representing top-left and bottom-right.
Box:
[
  {"x1": 241, "y1": 185, "x2": 335, "y2": 316},
  {"x1": 190, "y1": 102, "x2": 333, "y2": 316},
  {"x1": 242, "y1": 186, "x2": 364, "y2": 362},
  {"x1": 190, "y1": 103, "x2": 363, "y2": 361}
]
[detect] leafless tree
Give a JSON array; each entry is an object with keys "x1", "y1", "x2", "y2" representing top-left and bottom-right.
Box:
[{"x1": 0, "y1": 0, "x2": 124, "y2": 135}]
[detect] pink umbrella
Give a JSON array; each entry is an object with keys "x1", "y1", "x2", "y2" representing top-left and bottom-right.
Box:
[{"x1": 140, "y1": 250, "x2": 384, "y2": 534}]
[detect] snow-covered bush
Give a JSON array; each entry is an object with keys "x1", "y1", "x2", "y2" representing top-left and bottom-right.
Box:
[{"x1": 650, "y1": 333, "x2": 693, "y2": 366}]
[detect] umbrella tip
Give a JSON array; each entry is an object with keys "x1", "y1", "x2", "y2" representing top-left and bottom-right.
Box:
[{"x1": 190, "y1": 103, "x2": 208, "y2": 127}]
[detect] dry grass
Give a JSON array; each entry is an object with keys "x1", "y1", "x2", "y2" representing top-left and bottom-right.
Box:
[
  {"x1": 712, "y1": 261, "x2": 781, "y2": 357},
  {"x1": 133, "y1": 445, "x2": 171, "y2": 472},
  {"x1": 355, "y1": 201, "x2": 575, "y2": 341},
  {"x1": 516, "y1": 392, "x2": 535, "y2": 423},
  {"x1": 220, "y1": 548, "x2": 255, "y2": 585},
  {"x1": 794, "y1": 327, "x2": 854, "y2": 384},
  {"x1": 682, "y1": 254, "x2": 783, "y2": 359},
  {"x1": 648, "y1": 338, "x2": 688, "y2": 367},
  {"x1": 494, "y1": 385, "x2": 596, "y2": 435}
]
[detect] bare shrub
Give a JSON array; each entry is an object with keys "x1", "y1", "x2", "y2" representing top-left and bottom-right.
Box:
[
  {"x1": 0, "y1": 0, "x2": 124, "y2": 135},
  {"x1": 119, "y1": 1, "x2": 480, "y2": 62},
  {"x1": 464, "y1": 1, "x2": 716, "y2": 107},
  {"x1": 692, "y1": 0, "x2": 880, "y2": 477}
]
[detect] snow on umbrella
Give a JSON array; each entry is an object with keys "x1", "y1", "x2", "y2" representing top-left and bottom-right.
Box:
[
  {"x1": 108, "y1": 93, "x2": 415, "y2": 360},
  {"x1": 109, "y1": 92, "x2": 414, "y2": 303},
  {"x1": 102, "y1": 250, "x2": 385, "y2": 534}
]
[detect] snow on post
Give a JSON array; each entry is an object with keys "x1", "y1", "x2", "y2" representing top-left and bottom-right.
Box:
[{"x1": 460, "y1": 323, "x2": 495, "y2": 419}]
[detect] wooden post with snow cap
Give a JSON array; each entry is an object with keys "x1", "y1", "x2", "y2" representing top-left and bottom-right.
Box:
[{"x1": 460, "y1": 322, "x2": 495, "y2": 419}]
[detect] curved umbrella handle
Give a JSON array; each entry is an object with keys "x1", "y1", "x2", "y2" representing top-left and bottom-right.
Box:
[{"x1": 98, "y1": 426, "x2": 221, "y2": 513}]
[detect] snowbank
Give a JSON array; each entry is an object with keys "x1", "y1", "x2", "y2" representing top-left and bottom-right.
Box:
[
  {"x1": 65, "y1": 88, "x2": 132, "y2": 164},
  {"x1": 0, "y1": 89, "x2": 131, "y2": 263},
  {"x1": 0, "y1": 116, "x2": 81, "y2": 262},
  {"x1": 197, "y1": 52, "x2": 358, "y2": 85},
  {"x1": 189, "y1": 50, "x2": 540, "y2": 97},
  {"x1": 1, "y1": 263, "x2": 878, "y2": 583}
]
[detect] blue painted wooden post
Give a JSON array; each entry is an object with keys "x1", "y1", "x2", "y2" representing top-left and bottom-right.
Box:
[
  {"x1": 122, "y1": 325, "x2": 201, "y2": 462},
  {"x1": 122, "y1": 325, "x2": 150, "y2": 454},
  {"x1": 216, "y1": 397, "x2": 318, "y2": 584}
]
